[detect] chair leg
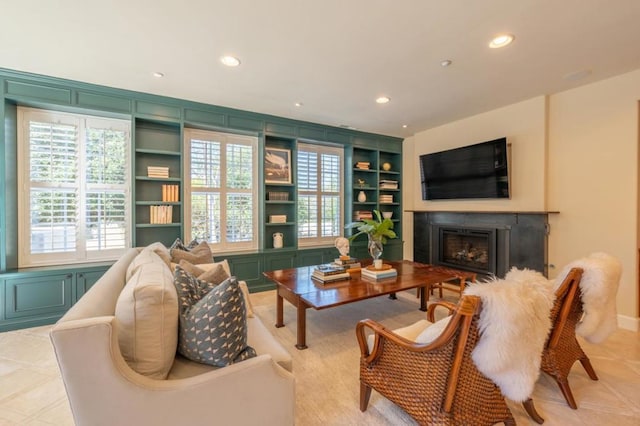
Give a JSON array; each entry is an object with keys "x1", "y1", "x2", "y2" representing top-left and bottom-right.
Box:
[
  {"x1": 360, "y1": 382, "x2": 372, "y2": 411},
  {"x1": 523, "y1": 398, "x2": 544, "y2": 424},
  {"x1": 579, "y1": 357, "x2": 599, "y2": 381},
  {"x1": 556, "y1": 378, "x2": 578, "y2": 409}
]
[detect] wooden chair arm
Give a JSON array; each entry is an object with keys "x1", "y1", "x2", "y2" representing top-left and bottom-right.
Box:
[{"x1": 427, "y1": 301, "x2": 457, "y2": 322}]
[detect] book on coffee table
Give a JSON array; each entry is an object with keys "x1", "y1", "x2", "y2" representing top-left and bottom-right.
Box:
[
  {"x1": 311, "y1": 270, "x2": 351, "y2": 283},
  {"x1": 361, "y1": 265, "x2": 398, "y2": 281}
]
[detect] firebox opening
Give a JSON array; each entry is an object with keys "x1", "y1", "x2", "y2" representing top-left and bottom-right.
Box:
[{"x1": 437, "y1": 227, "x2": 497, "y2": 275}]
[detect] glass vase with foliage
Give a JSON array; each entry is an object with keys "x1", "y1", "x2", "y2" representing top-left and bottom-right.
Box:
[{"x1": 345, "y1": 210, "x2": 397, "y2": 261}]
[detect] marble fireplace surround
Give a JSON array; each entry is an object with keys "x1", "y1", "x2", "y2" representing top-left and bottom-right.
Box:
[{"x1": 412, "y1": 211, "x2": 556, "y2": 279}]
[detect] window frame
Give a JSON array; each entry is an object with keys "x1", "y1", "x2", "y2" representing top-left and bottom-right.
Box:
[
  {"x1": 296, "y1": 142, "x2": 344, "y2": 248},
  {"x1": 183, "y1": 128, "x2": 259, "y2": 252},
  {"x1": 17, "y1": 107, "x2": 132, "y2": 267}
]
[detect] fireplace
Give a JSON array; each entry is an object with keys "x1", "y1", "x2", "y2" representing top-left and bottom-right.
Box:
[
  {"x1": 413, "y1": 211, "x2": 551, "y2": 279},
  {"x1": 437, "y1": 227, "x2": 497, "y2": 275}
]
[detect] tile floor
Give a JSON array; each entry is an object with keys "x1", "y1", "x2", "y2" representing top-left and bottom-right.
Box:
[{"x1": 0, "y1": 291, "x2": 638, "y2": 425}]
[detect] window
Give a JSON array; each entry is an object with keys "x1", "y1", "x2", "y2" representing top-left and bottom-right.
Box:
[
  {"x1": 297, "y1": 143, "x2": 343, "y2": 246},
  {"x1": 18, "y1": 107, "x2": 131, "y2": 267},
  {"x1": 184, "y1": 129, "x2": 258, "y2": 251}
]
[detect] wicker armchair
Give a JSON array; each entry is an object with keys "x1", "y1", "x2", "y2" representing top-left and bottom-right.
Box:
[
  {"x1": 541, "y1": 268, "x2": 598, "y2": 409},
  {"x1": 356, "y1": 296, "x2": 543, "y2": 425}
]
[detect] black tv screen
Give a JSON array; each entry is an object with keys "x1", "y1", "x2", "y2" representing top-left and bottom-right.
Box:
[{"x1": 420, "y1": 137, "x2": 510, "y2": 200}]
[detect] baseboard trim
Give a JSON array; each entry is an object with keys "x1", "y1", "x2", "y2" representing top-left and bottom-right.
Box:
[{"x1": 618, "y1": 314, "x2": 639, "y2": 332}]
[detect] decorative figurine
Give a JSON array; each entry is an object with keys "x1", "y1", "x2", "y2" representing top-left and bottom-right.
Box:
[{"x1": 334, "y1": 237, "x2": 350, "y2": 258}]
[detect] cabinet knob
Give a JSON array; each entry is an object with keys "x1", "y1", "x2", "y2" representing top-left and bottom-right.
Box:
[{"x1": 78, "y1": 273, "x2": 84, "y2": 279}]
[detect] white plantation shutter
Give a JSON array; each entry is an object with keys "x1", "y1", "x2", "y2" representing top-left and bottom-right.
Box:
[
  {"x1": 185, "y1": 129, "x2": 258, "y2": 251},
  {"x1": 297, "y1": 143, "x2": 343, "y2": 246},
  {"x1": 18, "y1": 108, "x2": 131, "y2": 266}
]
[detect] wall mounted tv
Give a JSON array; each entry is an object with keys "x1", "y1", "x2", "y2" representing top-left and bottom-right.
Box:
[{"x1": 420, "y1": 137, "x2": 510, "y2": 200}]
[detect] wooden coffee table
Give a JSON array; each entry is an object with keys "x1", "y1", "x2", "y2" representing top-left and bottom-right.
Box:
[{"x1": 263, "y1": 260, "x2": 458, "y2": 349}]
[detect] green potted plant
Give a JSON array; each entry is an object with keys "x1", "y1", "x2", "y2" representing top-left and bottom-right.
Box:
[{"x1": 345, "y1": 210, "x2": 397, "y2": 262}]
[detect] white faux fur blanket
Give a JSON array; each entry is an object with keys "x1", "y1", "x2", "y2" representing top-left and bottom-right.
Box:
[
  {"x1": 554, "y1": 252, "x2": 622, "y2": 344},
  {"x1": 464, "y1": 269, "x2": 554, "y2": 402}
]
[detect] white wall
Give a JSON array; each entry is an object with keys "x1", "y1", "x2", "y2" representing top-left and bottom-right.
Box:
[
  {"x1": 404, "y1": 70, "x2": 640, "y2": 325},
  {"x1": 547, "y1": 69, "x2": 640, "y2": 326}
]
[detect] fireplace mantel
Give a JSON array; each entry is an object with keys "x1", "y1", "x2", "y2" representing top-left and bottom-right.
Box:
[{"x1": 413, "y1": 211, "x2": 551, "y2": 278}]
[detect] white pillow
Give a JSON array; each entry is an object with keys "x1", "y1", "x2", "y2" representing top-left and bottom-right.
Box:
[
  {"x1": 415, "y1": 316, "x2": 452, "y2": 344},
  {"x1": 115, "y1": 255, "x2": 178, "y2": 379}
]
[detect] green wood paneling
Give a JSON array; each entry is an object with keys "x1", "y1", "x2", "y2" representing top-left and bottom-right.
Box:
[
  {"x1": 326, "y1": 130, "x2": 351, "y2": 144},
  {"x1": 228, "y1": 114, "x2": 264, "y2": 131},
  {"x1": 5, "y1": 80, "x2": 71, "y2": 104},
  {"x1": 5, "y1": 273, "x2": 73, "y2": 319},
  {"x1": 298, "y1": 126, "x2": 326, "y2": 141},
  {"x1": 264, "y1": 252, "x2": 297, "y2": 271},
  {"x1": 3, "y1": 102, "x2": 18, "y2": 271},
  {"x1": 135, "y1": 101, "x2": 181, "y2": 121},
  {"x1": 184, "y1": 108, "x2": 226, "y2": 127},
  {"x1": 226, "y1": 254, "x2": 264, "y2": 289},
  {"x1": 76, "y1": 269, "x2": 109, "y2": 301},
  {"x1": 76, "y1": 91, "x2": 131, "y2": 113},
  {"x1": 265, "y1": 121, "x2": 296, "y2": 137}
]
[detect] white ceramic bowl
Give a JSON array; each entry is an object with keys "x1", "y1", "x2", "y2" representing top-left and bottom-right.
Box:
[{"x1": 382, "y1": 211, "x2": 393, "y2": 219}]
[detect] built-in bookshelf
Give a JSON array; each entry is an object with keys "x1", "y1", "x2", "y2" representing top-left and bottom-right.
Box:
[{"x1": 133, "y1": 118, "x2": 182, "y2": 246}]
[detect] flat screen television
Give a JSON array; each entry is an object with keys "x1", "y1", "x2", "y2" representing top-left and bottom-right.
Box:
[{"x1": 420, "y1": 137, "x2": 510, "y2": 200}]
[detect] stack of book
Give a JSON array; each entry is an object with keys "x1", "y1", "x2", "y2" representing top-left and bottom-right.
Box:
[
  {"x1": 311, "y1": 264, "x2": 351, "y2": 283},
  {"x1": 379, "y1": 180, "x2": 399, "y2": 189},
  {"x1": 150, "y1": 205, "x2": 173, "y2": 224},
  {"x1": 333, "y1": 256, "x2": 361, "y2": 272},
  {"x1": 147, "y1": 166, "x2": 169, "y2": 178},
  {"x1": 380, "y1": 194, "x2": 394, "y2": 204},
  {"x1": 162, "y1": 184, "x2": 179, "y2": 202},
  {"x1": 355, "y1": 161, "x2": 370, "y2": 170},
  {"x1": 353, "y1": 210, "x2": 373, "y2": 220},
  {"x1": 361, "y1": 265, "x2": 398, "y2": 281}
]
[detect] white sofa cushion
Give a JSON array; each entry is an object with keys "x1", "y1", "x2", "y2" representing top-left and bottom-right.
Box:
[{"x1": 115, "y1": 251, "x2": 178, "y2": 379}]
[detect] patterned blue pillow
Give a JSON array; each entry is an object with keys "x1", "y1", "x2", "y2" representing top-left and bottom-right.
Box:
[{"x1": 173, "y1": 266, "x2": 256, "y2": 367}]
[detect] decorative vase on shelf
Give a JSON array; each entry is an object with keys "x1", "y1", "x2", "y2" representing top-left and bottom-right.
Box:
[{"x1": 358, "y1": 191, "x2": 367, "y2": 202}]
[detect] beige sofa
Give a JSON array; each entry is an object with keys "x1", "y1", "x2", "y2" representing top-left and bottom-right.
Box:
[{"x1": 50, "y1": 248, "x2": 295, "y2": 426}]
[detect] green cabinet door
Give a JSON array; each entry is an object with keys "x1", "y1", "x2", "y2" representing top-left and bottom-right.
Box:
[
  {"x1": 75, "y1": 269, "x2": 108, "y2": 301},
  {"x1": 5, "y1": 273, "x2": 73, "y2": 319}
]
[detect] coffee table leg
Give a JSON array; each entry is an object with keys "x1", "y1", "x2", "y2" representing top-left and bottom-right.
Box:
[
  {"x1": 275, "y1": 291, "x2": 284, "y2": 328},
  {"x1": 388, "y1": 292, "x2": 397, "y2": 300},
  {"x1": 296, "y1": 302, "x2": 308, "y2": 350},
  {"x1": 419, "y1": 286, "x2": 427, "y2": 311}
]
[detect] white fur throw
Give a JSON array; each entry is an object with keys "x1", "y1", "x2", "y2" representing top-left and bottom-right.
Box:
[
  {"x1": 554, "y1": 252, "x2": 622, "y2": 344},
  {"x1": 464, "y1": 269, "x2": 554, "y2": 402}
]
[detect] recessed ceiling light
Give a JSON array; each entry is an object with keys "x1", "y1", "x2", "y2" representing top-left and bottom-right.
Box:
[
  {"x1": 489, "y1": 34, "x2": 515, "y2": 48},
  {"x1": 402, "y1": 124, "x2": 408, "y2": 128},
  {"x1": 440, "y1": 60, "x2": 452, "y2": 67},
  {"x1": 152, "y1": 72, "x2": 164, "y2": 78},
  {"x1": 220, "y1": 56, "x2": 241, "y2": 67},
  {"x1": 376, "y1": 96, "x2": 390, "y2": 104},
  {"x1": 295, "y1": 102, "x2": 303, "y2": 107}
]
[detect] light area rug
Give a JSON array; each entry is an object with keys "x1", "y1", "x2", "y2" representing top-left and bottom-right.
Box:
[{"x1": 250, "y1": 289, "x2": 535, "y2": 426}]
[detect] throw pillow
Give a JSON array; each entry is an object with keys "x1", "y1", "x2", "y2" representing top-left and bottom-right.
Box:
[
  {"x1": 170, "y1": 241, "x2": 213, "y2": 264},
  {"x1": 115, "y1": 255, "x2": 178, "y2": 379},
  {"x1": 169, "y1": 237, "x2": 200, "y2": 252},
  {"x1": 173, "y1": 266, "x2": 256, "y2": 367},
  {"x1": 177, "y1": 260, "x2": 255, "y2": 318}
]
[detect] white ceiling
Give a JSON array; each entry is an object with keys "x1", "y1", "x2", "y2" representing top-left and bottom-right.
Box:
[{"x1": 2, "y1": 1, "x2": 640, "y2": 138}]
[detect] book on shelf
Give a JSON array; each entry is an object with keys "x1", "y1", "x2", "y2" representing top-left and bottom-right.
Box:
[
  {"x1": 149, "y1": 205, "x2": 173, "y2": 224},
  {"x1": 379, "y1": 180, "x2": 399, "y2": 189},
  {"x1": 353, "y1": 210, "x2": 373, "y2": 220},
  {"x1": 361, "y1": 266, "x2": 398, "y2": 280},
  {"x1": 311, "y1": 270, "x2": 351, "y2": 283},
  {"x1": 161, "y1": 184, "x2": 179, "y2": 202},
  {"x1": 355, "y1": 161, "x2": 370, "y2": 170},
  {"x1": 147, "y1": 166, "x2": 169, "y2": 179},
  {"x1": 379, "y1": 195, "x2": 394, "y2": 203}
]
